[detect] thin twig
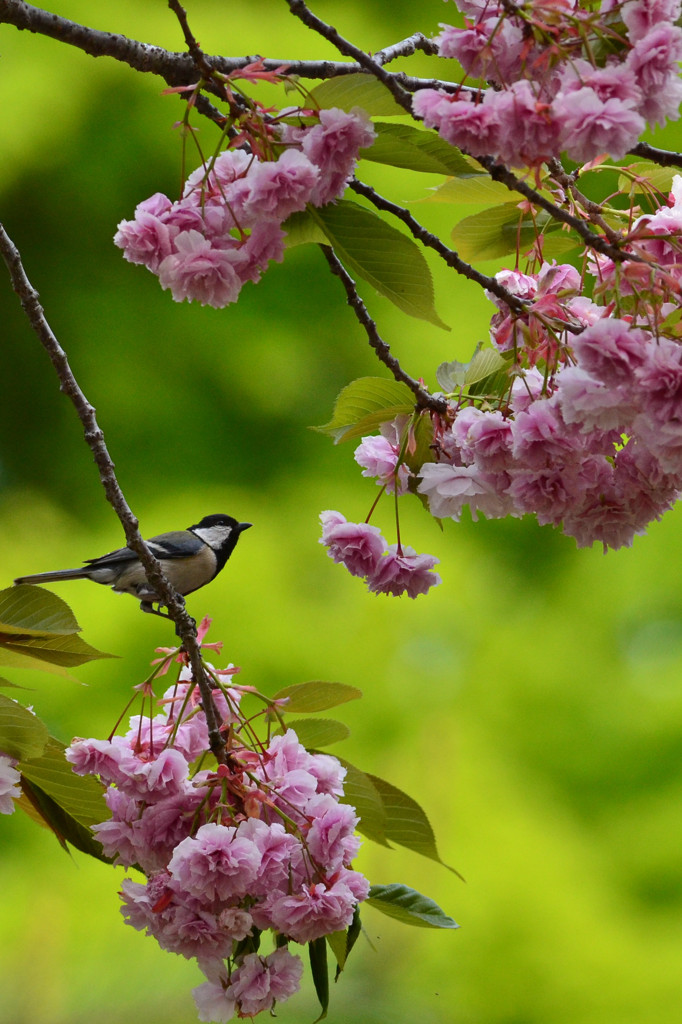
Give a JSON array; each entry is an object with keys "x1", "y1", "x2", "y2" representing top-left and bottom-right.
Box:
[
  {"x1": 284, "y1": 0, "x2": 414, "y2": 113},
  {"x1": 476, "y1": 155, "x2": 645, "y2": 265},
  {"x1": 0, "y1": 220, "x2": 228, "y2": 764},
  {"x1": 349, "y1": 178, "x2": 531, "y2": 316},
  {"x1": 319, "y1": 245, "x2": 448, "y2": 414}
]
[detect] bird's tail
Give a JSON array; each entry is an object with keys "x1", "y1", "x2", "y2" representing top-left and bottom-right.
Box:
[{"x1": 14, "y1": 568, "x2": 90, "y2": 586}]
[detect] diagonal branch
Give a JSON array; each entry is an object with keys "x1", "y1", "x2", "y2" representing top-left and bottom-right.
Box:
[
  {"x1": 0, "y1": 220, "x2": 228, "y2": 764},
  {"x1": 284, "y1": 0, "x2": 414, "y2": 113},
  {"x1": 320, "y1": 244, "x2": 447, "y2": 415},
  {"x1": 349, "y1": 178, "x2": 531, "y2": 317}
]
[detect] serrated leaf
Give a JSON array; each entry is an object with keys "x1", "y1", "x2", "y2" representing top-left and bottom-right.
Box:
[
  {"x1": 362, "y1": 122, "x2": 475, "y2": 176},
  {"x1": 366, "y1": 772, "x2": 461, "y2": 875},
  {"x1": 451, "y1": 203, "x2": 561, "y2": 261},
  {"x1": 283, "y1": 717, "x2": 350, "y2": 748},
  {"x1": 336, "y1": 758, "x2": 389, "y2": 847},
  {"x1": 272, "y1": 680, "x2": 362, "y2": 713},
  {"x1": 0, "y1": 585, "x2": 81, "y2": 636},
  {"x1": 0, "y1": 632, "x2": 114, "y2": 668},
  {"x1": 283, "y1": 209, "x2": 328, "y2": 248},
  {"x1": 314, "y1": 376, "x2": 414, "y2": 443},
  {"x1": 423, "y1": 175, "x2": 513, "y2": 205},
  {"x1": 311, "y1": 201, "x2": 449, "y2": 328},
  {"x1": 618, "y1": 161, "x2": 675, "y2": 197},
  {"x1": 0, "y1": 694, "x2": 49, "y2": 760},
  {"x1": 308, "y1": 937, "x2": 329, "y2": 1022},
  {"x1": 308, "y1": 73, "x2": 405, "y2": 116},
  {"x1": 19, "y1": 737, "x2": 108, "y2": 830},
  {"x1": 367, "y1": 883, "x2": 459, "y2": 929}
]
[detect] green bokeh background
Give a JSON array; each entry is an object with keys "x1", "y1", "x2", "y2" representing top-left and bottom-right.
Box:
[{"x1": 2, "y1": 3, "x2": 682, "y2": 1023}]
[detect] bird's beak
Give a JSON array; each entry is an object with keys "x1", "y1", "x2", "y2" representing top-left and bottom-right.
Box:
[{"x1": 238, "y1": 522, "x2": 253, "y2": 532}]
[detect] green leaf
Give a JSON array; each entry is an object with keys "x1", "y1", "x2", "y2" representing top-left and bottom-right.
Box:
[
  {"x1": 436, "y1": 346, "x2": 508, "y2": 393},
  {"x1": 366, "y1": 883, "x2": 459, "y2": 929},
  {"x1": 422, "y1": 175, "x2": 513, "y2": 205},
  {"x1": 272, "y1": 680, "x2": 362, "y2": 713},
  {"x1": 0, "y1": 677, "x2": 32, "y2": 689},
  {"x1": 326, "y1": 905, "x2": 362, "y2": 976},
  {"x1": 19, "y1": 737, "x2": 108, "y2": 830},
  {"x1": 0, "y1": 694, "x2": 49, "y2": 760},
  {"x1": 362, "y1": 122, "x2": 475, "y2": 176},
  {"x1": 0, "y1": 585, "x2": 81, "y2": 636},
  {"x1": 308, "y1": 73, "x2": 405, "y2": 116},
  {"x1": 283, "y1": 717, "x2": 350, "y2": 748},
  {"x1": 0, "y1": 632, "x2": 113, "y2": 668},
  {"x1": 308, "y1": 937, "x2": 329, "y2": 1022},
  {"x1": 366, "y1": 772, "x2": 461, "y2": 875},
  {"x1": 0, "y1": 645, "x2": 73, "y2": 677},
  {"x1": 283, "y1": 209, "x2": 328, "y2": 248},
  {"x1": 313, "y1": 376, "x2": 414, "y2": 443},
  {"x1": 450, "y1": 202, "x2": 562, "y2": 261},
  {"x1": 336, "y1": 758, "x2": 389, "y2": 847},
  {"x1": 617, "y1": 161, "x2": 675, "y2": 197},
  {"x1": 17, "y1": 775, "x2": 109, "y2": 861},
  {"x1": 311, "y1": 201, "x2": 449, "y2": 328}
]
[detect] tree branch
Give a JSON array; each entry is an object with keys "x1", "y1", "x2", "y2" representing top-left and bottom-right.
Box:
[
  {"x1": 319, "y1": 244, "x2": 447, "y2": 414},
  {"x1": 349, "y1": 178, "x2": 532, "y2": 317},
  {"x1": 284, "y1": 0, "x2": 414, "y2": 113},
  {"x1": 0, "y1": 220, "x2": 228, "y2": 764}
]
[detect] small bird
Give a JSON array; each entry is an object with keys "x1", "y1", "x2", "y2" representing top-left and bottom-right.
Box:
[{"x1": 14, "y1": 514, "x2": 251, "y2": 618}]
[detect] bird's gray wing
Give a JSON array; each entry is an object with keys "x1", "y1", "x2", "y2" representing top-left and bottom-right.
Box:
[{"x1": 84, "y1": 531, "x2": 203, "y2": 570}]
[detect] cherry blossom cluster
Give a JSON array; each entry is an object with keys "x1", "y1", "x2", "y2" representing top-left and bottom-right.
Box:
[
  {"x1": 114, "y1": 107, "x2": 375, "y2": 307},
  {"x1": 320, "y1": 509, "x2": 442, "y2": 597},
  {"x1": 0, "y1": 753, "x2": 21, "y2": 814},
  {"x1": 65, "y1": 646, "x2": 368, "y2": 1023},
  {"x1": 351, "y1": 175, "x2": 682, "y2": 552},
  {"x1": 413, "y1": 0, "x2": 682, "y2": 166},
  {"x1": 420, "y1": 182, "x2": 682, "y2": 546}
]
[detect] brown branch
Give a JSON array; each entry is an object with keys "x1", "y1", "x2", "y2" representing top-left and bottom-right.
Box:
[
  {"x1": 284, "y1": 0, "x2": 414, "y2": 113},
  {"x1": 475, "y1": 155, "x2": 645, "y2": 265},
  {"x1": 319, "y1": 245, "x2": 447, "y2": 414},
  {"x1": 349, "y1": 178, "x2": 532, "y2": 317},
  {"x1": 0, "y1": 0, "x2": 464, "y2": 95},
  {"x1": 628, "y1": 142, "x2": 682, "y2": 169},
  {"x1": 0, "y1": 220, "x2": 227, "y2": 764}
]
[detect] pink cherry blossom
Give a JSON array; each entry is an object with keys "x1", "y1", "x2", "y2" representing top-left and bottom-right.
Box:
[
  {"x1": 0, "y1": 753, "x2": 21, "y2": 814},
  {"x1": 354, "y1": 434, "x2": 410, "y2": 494},
  {"x1": 319, "y1": 510, "x2": 387, "y2": 577},
  {"x1": 367, "y1": 545, "x2": 442, "y2": 598},
  {"x1": 168, "y1": 822, "x2": 262, "y2": 902},
  {"x1": 157, "y1": 230, "x2": 243, "y2": 307}
]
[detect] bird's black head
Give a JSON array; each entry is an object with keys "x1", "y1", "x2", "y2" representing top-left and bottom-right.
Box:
[{"x1": 188, "y1": 514, "x2": 252, "y2": 571}]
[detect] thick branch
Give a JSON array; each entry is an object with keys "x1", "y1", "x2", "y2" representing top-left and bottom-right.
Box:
[
  {"x1": 628, "y1": 142, "x2": 682, "y2": 169},
  {"x1": 0, "y1": 0, "x2": 462, "y2": 95},
  {"x1": 0, "y1": 220, "x2": 227, "y2": 763},
  {"x1": 320, "y1": 245, "x2": 447, "y2": 414}
]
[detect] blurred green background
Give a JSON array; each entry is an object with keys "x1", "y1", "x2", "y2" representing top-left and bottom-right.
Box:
[{"x1": 2, "y1": 3, "x2": 682, "y2": 1023}]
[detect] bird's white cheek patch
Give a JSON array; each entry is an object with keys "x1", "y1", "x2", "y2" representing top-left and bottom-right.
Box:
[{"x1": 192, "y1": 525, "x2": 233, "y2": 549}]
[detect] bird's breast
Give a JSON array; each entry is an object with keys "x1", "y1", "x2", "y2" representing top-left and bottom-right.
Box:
[{"x1": 112, "y1": 547, "x2": 218, "y2": 600}]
